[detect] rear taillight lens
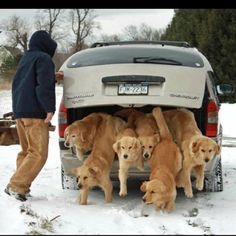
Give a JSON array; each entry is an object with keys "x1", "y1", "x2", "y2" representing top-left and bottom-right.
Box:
[
  {"x1": 58, "y1": 99, "x2": 68, "y2": 138},
  {"x1": 206, "y1": 100, "x2": 219, "y2": 137}
]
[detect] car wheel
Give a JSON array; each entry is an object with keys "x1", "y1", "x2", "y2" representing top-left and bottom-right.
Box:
[
  {"x1": 61, "y1": 165, "x2": 78, "y2": 190},
  {"x1": 204, "y1": 158, "x2": 223, "y2": 192}
]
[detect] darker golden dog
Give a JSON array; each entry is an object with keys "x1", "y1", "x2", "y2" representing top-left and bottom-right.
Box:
[
  {"x1": 140, "y1": 107, "x2": 182, "y2": 212},
  {"x1": 113, "y1": 127, "x2": 143, "y2": 197},
  {"x1": 163, "y1": 108, "x2": 220, "y2": 198},
  {"x1": 64, "y1": 112, "x2": 110, "y2": 160},
  {"x1": 70, "y1": 114, "x2": 126, "y2": 205}
]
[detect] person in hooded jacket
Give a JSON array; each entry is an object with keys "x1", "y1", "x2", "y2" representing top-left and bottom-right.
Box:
[{"x1": 4, "y1": 30, "x2": 64, "y2": 201}]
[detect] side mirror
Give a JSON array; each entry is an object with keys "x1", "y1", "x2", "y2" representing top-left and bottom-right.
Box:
[{"x1": 216, "y1": 84, "x2": 234, "y2": 96}]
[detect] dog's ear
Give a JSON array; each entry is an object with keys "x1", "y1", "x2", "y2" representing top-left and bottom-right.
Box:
[
  {"x1": 134, "y1": 138, "x2": 141, "y2": 150},
  {"x1": 80, "y1": 132, "x2": 86, "y2": 142},
  {"x1": 155, "y1": 180, "x2": 166, "y2": 193},
  {"x1": 215, "y1": 144, "x2": 221, "y2": 155},
  {"x1": 154, "y1": 133, "x2": 161, "y2": 144},
  {"x1": 191, "y1": 140, "x2": 199, "y2": 153},
  {"x1": 113, "y1": 140, "x2": 120, "y2": 153},
  {"x1": 88, "y1": 166, "x2": 101, "y2": 177},
  {"x1": 140, "y1": 181, "x2": 147, "y2": 192},
  {"x1": 68, "y1": 167, "x2": 80, "y2": 176}
]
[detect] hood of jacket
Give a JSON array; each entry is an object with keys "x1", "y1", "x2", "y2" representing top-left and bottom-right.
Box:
[{"x1": 28, "y1": 30, "x2": 57, "y2": 57}]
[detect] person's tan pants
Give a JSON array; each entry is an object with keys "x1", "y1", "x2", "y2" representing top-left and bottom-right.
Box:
[{"x1": 8, "y1": 118, "x2": 49, "y2": 194}]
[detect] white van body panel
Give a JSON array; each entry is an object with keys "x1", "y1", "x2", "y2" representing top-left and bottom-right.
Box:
[{"x1": 62, "y1": 63, "x2": 208, "y2": 109}]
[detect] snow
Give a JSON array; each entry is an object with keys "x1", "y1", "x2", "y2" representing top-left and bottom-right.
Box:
[{"x1": 0, "y1": 86, "x2": 236, "y2": 235}]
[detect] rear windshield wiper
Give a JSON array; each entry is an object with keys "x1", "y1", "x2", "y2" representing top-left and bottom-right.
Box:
[{"x1": 133, "y1": 57, "x2": 182, "y2": 65}]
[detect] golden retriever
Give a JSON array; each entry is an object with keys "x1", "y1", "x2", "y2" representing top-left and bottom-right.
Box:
[
  {"x1": 70, "y1": 114, "x2": 126, "y2": 205},
  {"x1": 115, "y1": 108, "x2": 160, "y2": 161},
  {"x1": 140, "y1": 107, "x2": 182, "y2": 212},
  {"x1": 64, "y1": 112, "x2": 109, "y2": 160},
  {"x1": 113, "y1": 127, "x2": 143, "y2": 197},
  {"x1": 163, "y1": 108, "x2": 220, "y2": 198}
]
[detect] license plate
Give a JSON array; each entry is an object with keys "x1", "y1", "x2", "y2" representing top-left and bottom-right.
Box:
[{"x1": 118, "y1": 84, "x2": 148, "y2": 95}]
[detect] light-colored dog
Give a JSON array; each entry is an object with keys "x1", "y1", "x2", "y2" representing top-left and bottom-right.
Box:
[
  {"x1": 115, "y1": 108, "x2": 160, "y2": 161},
  {"x1": 140, "y1": 107, "x2": 182, "y2": 212},
  {"x1": 113, "y1": 127, "x2": 143, "y2": 197},
  {"x1": 70, "y1": 114, "x2": 127, "y2": 205},
  {"x1": 163, "y1": 108, "x2": 220, "y2": 198},
  {"x1": 64, "y1": 112, "x2": 110, "y2": 160}
]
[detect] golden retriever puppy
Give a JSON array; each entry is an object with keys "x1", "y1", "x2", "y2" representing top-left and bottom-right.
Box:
[
  {"x1": 70, "y1": 114, "x2": 127, "y2": 205},
  {"x1": 115, "y1": 108, "x2": 160, "y2": 161},
  {"x1": 140, "y1": 107, "x2": 182, "y2": 212},
  {"x1": 113, "y1": 127, "x2": 143, "y2": 197},
  {"x1": 64, "y1": 112, "x2": 109, "y2": 160},
  {"x1": 163, "y1": 108, "x2": 220, "y2": 198}
]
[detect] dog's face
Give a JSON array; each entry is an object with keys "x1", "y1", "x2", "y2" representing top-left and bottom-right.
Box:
[
  {"x1": 138, "y1": 134, "x2": 160, "y2": 160},
  {"x1": 191, "y1": 136, "x2": 220, "y2": 164},
  {"x1": 70, "y1": 165, "x2": 101, "y2": 190},
  {"x1": 140, "y1": 179, "x2": 166, "y2": 204},
  {"x1": 113, "y1": 136, "x2": 141, "y2": 161},
  {"x1": 64, "y1": 121, "x2": 96, "y2": 153}
]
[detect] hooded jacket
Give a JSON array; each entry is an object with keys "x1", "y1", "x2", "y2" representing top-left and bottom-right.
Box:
[{"x1": 12, "y1": 30, "x2": 57, "y2": 119}]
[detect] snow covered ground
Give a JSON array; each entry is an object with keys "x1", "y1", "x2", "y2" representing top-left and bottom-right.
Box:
[{"x1": 0, "y1": 86, "x2": 236, "y2": 235}]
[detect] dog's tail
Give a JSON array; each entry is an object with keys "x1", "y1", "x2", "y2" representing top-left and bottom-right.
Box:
[{"x1": 152, "y1": 107, "x2": 172, "y2": 141}]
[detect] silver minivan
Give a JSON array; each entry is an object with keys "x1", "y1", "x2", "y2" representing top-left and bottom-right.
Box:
[{"x1": 58, "y1": 41, "x2": 233, "y2": 192}]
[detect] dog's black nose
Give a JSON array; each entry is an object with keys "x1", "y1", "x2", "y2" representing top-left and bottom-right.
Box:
[
  {"x1": 123, "y1": 154, "x2": 128, "y2": 159},
  {"x1": 142, "y1": 198, "x2": 146, "y2": 202},
  {"x1": 205, "y1": 158, "x2": 209, "y2": 162},
  {"x1": 144, "y1": 153, "x2": 149, "y2": 159},
  {"x1": 78, "y1": 184, "x2": 82, "y2": 189}
]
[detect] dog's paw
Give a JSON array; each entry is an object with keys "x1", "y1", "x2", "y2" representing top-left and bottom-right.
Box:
[
  {"x1": 196, "y1": 181, "x2": 204, "y2": 191},
  {"x1": 119, "y1": 191, "x2": 127, "y2": 197},
  {"x1": 185, "y1": 189, "x2": 193, "y2": 198}
]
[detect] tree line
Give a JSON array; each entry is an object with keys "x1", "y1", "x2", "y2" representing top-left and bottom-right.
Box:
[{"x1": 161, "y1": 9, "x2": 236, "y2": 103}]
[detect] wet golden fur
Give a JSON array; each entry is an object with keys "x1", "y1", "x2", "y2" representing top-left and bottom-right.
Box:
[
  {"x1": 69, "y1": 114, "x2": 127, "y2": 205},
  {"x1": 163, "y1": 108, "x2": 220, "y2": 198},
  {"x1": 140, "y1": 107, "x2": 182, "y2": 212},
  {"x1": 113, "y1": 127, "x2": 143, "y2": 197}
]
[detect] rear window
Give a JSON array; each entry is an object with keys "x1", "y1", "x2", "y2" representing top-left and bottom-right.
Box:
[{"x1": 67, "y1": 45, "x2": 204, "y2": 68}]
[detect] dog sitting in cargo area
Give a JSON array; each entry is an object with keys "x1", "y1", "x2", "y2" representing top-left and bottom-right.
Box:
[
  {"x1": 163, "y1": 108, "x2": 220, "y2": 198},
  {"x1": 115, "y1": 108, "x2": 160, "y2": 161},
  {"x1": 140, "y1": 107, "x2": 182, "y2": 212},
  {"x1": 69, "y1": 114, "x2": 127, "y2": 205},
  {"x1": 64, "y1": 112, "x2": 110, "y2": 160},
  {"x1": 113, "y1": 127, "x2": 143, "y2": 197}
]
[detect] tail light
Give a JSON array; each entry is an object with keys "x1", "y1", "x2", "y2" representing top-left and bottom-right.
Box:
[
  {"x1": 58, "y1": 99, "x2": 68, "y2": 138},
  {"x1": 206, "y1": 100, "x2": 219, "y2": 137}
]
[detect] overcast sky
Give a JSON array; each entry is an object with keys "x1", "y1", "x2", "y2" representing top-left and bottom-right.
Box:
[{"x1": 0, "y1": 9, "x2": 174, "y2": 48}]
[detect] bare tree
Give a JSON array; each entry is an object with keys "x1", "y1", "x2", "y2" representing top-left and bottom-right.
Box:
[
  {"x1": 123, "y1": 25, "x2": 139, "y2": 40},
  {"x1": 99, "y1": 33, "x2": 121, "y2": 42},
  {"x1": 123, "y1": 23, "x2": 162, "y2": 41},
  {"x1": 34, "y1": 9, "x2": 66, "y2": 41},
  {"x1": 0, "y1": 15, "x2": 31, "y2": 53},
  {"x1": 69, "y1": 9, "x2": 100, "y2": 53}
]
